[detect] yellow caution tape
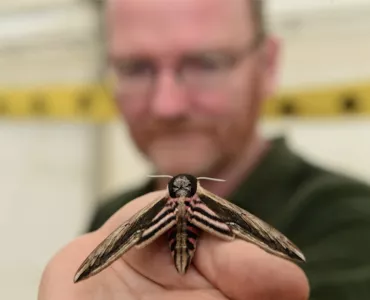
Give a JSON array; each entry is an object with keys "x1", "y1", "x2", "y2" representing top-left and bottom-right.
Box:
[
  {"x1": 0, "y1": 84, "x2": 115, "y2": 122},
  {"x1": 0, "y1": 80, "x2": 369, "y2": 121},
  {"x1": 264, "y1": 80, "x2": 370, "y2": 118}
]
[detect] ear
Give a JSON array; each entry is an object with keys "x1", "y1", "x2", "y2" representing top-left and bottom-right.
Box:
[{"x1": 259, "y1": 35, "x2": 281, "y2": 101}]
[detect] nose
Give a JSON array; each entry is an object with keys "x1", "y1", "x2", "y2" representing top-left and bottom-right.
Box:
[{"x1": 149, "y1": 69, "x2": 189, "y2": 118}]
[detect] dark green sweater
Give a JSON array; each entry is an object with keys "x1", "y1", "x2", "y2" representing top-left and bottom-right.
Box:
[{"x1": 87, "y1": 137, "x2": 370, "y2": 299}]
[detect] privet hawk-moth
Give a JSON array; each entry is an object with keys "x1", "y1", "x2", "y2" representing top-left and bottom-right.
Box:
[{"x1": 74, "y1": 173, "x2": 305, "y2": 283}]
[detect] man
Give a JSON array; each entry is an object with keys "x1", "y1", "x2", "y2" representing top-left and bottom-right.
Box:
[{"x1": 38, "y1": 0, "x2": 370, "y2": 299}]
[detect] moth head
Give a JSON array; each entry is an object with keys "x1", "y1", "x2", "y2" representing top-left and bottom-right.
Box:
[
  {"x1": 166, "y1": 174, "x2": 198, "y2": 198},
  {"x1": 147, "y1": 174, "x2": 225, "y2": 198}
]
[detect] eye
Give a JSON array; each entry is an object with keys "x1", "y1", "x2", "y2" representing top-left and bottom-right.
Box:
[
  {"x1": 115, "y1": 59, "x2": 154, "y2": 77},
  {"x1": 183, "y1": 53, "x2": 232, "y2": 72}
]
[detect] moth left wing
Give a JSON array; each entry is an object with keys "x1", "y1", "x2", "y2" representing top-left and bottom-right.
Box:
[
  {"x1": 197, "y1": 185, "x2": 306, "y2": 263},
  {"x1": 74, "y1": 193, "x2": 176, "y2": 283}
]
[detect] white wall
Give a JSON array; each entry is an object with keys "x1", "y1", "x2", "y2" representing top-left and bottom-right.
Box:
[
  {"x1": 0, "y1": 0, "x2": 78, "y2": 13},
  {"x1": 0, "y1": 121, "x2": 100, "y2": 300},
  {"x1": 0, "y1": 2, "x2": 101, "y2": 85},
  {"x1": 267, "y1": 0, "x2": 370, "y2": 15},
  {"x1": 0, "y1": 2, "x2": 103, "y2": 300},
  {"x1": 271, "y1": 3, "x2": 370, "y2": 87}
]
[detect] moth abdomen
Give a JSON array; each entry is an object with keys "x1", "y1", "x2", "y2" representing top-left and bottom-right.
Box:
[
  {"x1": 168, "y1": 226, "x2": 177, "y2": 252},
  {"x1": 185, "y1": 222, "x2": 199, "y2": 251},
  {"x1": 168, "y1": 217, "x2": 200, "y2": 274}
]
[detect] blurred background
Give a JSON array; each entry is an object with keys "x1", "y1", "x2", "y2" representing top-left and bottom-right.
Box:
[{"x1": 0, "y1": 0, "x2": 370, "y2": 298}]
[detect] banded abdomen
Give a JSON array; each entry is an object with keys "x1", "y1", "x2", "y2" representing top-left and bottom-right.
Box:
[{"x1": 168, "y1": 201, "x2": 200, "y2": 274}]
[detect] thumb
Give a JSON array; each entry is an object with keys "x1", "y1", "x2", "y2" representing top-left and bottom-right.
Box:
[{"x1": 194, "y1": 233, "x2": 309, "y2": 300}]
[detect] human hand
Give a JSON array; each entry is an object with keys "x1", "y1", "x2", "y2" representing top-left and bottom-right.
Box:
[{"x1": 38, "y1": 191, "x2": 309, "y2": 300}]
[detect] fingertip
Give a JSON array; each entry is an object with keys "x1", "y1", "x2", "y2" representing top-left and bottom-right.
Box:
[
  {"x1": 38, "y1": 233, "x2": 98, "y2": 299},
  {"x1": 287, "y1": 263, "x2": 310, "y2": 300},
  {"x1": 194, "y1": 234, "x2": 309, "y2": 300}
]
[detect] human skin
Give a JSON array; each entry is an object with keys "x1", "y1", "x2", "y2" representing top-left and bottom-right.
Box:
[{"x1": 38, "y1": 191, "x2": 309, "y2": 300}]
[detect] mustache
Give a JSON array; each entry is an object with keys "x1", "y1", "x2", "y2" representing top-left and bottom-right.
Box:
[{"x1": 144, "y1": 119, "x2": 214, "y2": 135}]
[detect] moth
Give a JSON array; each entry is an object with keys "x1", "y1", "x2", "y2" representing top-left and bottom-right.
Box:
[{"x1": 74, "y1": 173, "x2": 305, "y2": 283}]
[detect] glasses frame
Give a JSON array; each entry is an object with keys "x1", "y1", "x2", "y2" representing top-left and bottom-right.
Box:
[{"x1": 108, "y1": 31, "x2": 265, "y2": 95}]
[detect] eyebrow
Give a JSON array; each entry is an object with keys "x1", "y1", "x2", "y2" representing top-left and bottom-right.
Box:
[
  {"x1": 107, "y1": 38, "x2": 259, "y2": 65},
  {"x1": 109, "y1": 48, "x2": 240, "y2": 62},
  {"x1": 108, "y1": 53, "x2": 154, "y2": 63}
]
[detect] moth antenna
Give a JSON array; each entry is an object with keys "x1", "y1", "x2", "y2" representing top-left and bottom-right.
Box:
[
  {"x1": 197, "y1": 177, "x2": 226, "y2": 182},
  {"x1": 147, "y1": 174, "x2": 173, "y2": 179}
]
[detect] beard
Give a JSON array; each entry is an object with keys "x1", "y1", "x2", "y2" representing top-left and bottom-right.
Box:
[{"x1": 130, "y1": 117, "x2": 226, "y2": 176}]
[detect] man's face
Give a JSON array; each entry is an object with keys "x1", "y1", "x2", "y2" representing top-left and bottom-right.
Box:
[{"x1": 107, "y1": 0, "x2": 278, "y2": 176}]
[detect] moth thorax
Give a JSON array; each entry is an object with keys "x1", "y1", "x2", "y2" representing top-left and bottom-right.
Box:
[
  {"x1": 176, "y1": 189, "x2": 190, "y2": 197},
  {"x1": 168, "y1": 174, "x2": 197, "y2": 198}
]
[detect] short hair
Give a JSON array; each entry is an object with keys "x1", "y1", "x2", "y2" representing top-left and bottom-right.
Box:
[
  {"x1": 250, "y1": 0, "x2": 266, "y2": 38},
  {"x1": 102, "y1": 0, "x2": 266, "y2": 37}
]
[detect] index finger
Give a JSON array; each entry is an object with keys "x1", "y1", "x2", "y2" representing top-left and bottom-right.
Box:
[{"x1": 194, "y1": 234, "x2": 310, "y2": 300}]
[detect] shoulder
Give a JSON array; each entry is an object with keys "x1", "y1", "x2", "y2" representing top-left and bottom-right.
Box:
[
  {"x1": 286, "y1": 160, "x2": 370, "y2": 295},
  {"x1": 290, "y1": 161, "x2": 370, "y2": 217},
  {"x1": 285, "y1": 157, "x2": 370, "y2": 233},
  {"x1": 85, "y1": 183, "x2": 151, "y2": 232}
]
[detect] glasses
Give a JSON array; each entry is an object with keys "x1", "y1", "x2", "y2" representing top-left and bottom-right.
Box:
[{"x1": 109, "y1": 33, "x2": 264, "y2": 95}]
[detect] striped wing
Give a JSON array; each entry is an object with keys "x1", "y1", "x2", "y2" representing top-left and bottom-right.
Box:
[
  {"x1": 188, "y1": 197, "x2": 235, "y2": 241},
  {"x1": 74, "y1": 193, "x2": 176, "y2": 283},
  {"x1": 197, "y1": 186, "x2": 306, "y2": 263}
]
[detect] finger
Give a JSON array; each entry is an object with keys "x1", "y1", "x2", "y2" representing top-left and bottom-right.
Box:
[
  {"x1": 95, "y1": 191, "x2": 213, "y2": 289},
  {"x1": 38, "y1": 233, "x2": 134, "y2": 300},
  {"x1": 194, "y1": 234, "x2": 310, "y2": 300}
]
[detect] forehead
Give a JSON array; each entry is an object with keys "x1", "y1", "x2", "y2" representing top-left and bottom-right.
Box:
[{"x1": 107, "y1": 0, "x2": 254, "y2": 57}]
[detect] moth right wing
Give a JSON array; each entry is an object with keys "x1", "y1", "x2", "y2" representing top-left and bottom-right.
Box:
[
  {"x1": 74, "y1": 193, "x2": 176, "y2": 283},
  {"x1": 197, "y1": 185, "x2": 306, "y2": 263}
]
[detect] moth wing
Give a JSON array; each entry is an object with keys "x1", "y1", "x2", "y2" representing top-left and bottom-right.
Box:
[
  {"x1": 188, "y1": 197, "x2": 235, "y2": 241},
  {"x1": 197, "y1": 186, "x2": 306, "y2": 263},
  {"x1": 74, "y1": 193, "x2": 172, "y2": 283}
]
